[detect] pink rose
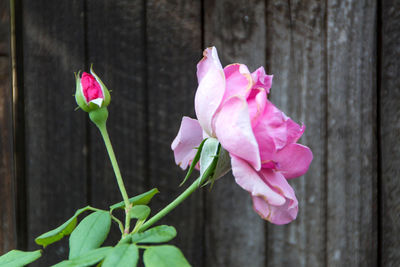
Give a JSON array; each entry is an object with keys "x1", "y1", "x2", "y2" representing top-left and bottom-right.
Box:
[
  {"x1": 75, "y1": 66, "x2": 111, "y2": 112},
  {"x1": 172, "y1": 47, "x2": 313, "y2": 225}
]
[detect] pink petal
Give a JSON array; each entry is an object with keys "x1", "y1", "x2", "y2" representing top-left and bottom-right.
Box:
[
  {"x1": 252, "y1": 104, "x2": 278, "y2": 164},
  {"x1": 274, "y1": 143, "x2": 313, "y2": 179},
  {"x1": 231, "y1": 156, "x2": 285, "y2": 206},
  {"x1": 81, "y1": 72, "x2": 104, "y2": 103},
  {"x1": 222, "y1": 64, "x2": 253, "y2": 102},
  {"x1": 252, "y1": 194, "x2": 298, "y2": 225},
  {"x1": 171, "y1": 117, "x2": 203, "y2": 170},
  {"x1": 247, "y1": 87, "x2": 267, "y2": 128},
  {"x1": 285, "y1": 114, "x2": 305, "y2": 144},
  {"x1": 251, "y1": 67, "x2": 273, "y2": 94},
  {"x1": 195, "y1": 47, "x2": 226, "y2": 136},
  {"x1": 253, "y1": 100, "x2": 304, "y2": 152},
  {"x1": 259, "y1": 101, "x2": 289, "y2": 150},
  {"x1": 252, "y1": 169, "x2": 298, "y2": 224},
  {"x1": 214, "y1": 96, "x2": 261, "y2": 170},
  {"x1": 196, "y1": 46, "x2": 223, "y2": 83}
]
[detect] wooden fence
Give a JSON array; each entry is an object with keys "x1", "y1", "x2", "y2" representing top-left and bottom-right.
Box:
[{"x1": 1, "y1": 0, "x2": 399, "y2": 266}]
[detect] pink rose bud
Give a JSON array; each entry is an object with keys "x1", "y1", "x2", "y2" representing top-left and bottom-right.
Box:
[{"x1": 75, "y1": 65, "x2": 111, "y2": 112}]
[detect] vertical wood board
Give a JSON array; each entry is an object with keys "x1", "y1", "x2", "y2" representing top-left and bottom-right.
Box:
[
  {"x1": 21, "y1": 1, "x2": 87, "y2": 265},
  {"x1": 0, "y1": 0, "x2": 17, "y2": 254},
  {"x1": 204, "y1": 1, "x2": 267, "y2": 266},
  {"x1": 326, "y1": 0, "x2": 377, "y2": 265},
  {"x1": 265, "y1": 1, "x2": 327, "y2": 266},
  {"x1": 380, "y1": 0, "x2": 400, "y2": 265},
  {"x1": 145, "y1": 1, "x2": 203, "y2": 265},
  {"x1": 86, "y1": 2, "x2": 148, "y2": 247}
]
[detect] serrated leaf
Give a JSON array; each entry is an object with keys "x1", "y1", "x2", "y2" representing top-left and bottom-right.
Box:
[
  {"x1": 35, "y1": 206, "x2": 91, "y2": 247},
  {"x1": 102, "y1": 244, "x2": 139, "y2": 267},
  {"x1": 110, "y1": 188, "x2": 159, "y2": 210},
  {"x1": 132, "y1": 225, "x2": 176, "y2": 244},
  {"x1": 180, "y1": 138, "x2": 207, "y2": 186},
  {"x1": 129, "y1": 205, "x2": 151, "y2": 220},
  {"x1": 143, "y1": 245, "x2": 190, "y2": 267},
  {"x1": 69, "y1": 211, "x2": 111, "y2": 259},
  {"x1": 52, "y1": 247, "x2": 112, "y2": 267},
  {"x1": 0, "y1": 250, "x2": 41, "y2": 267}
]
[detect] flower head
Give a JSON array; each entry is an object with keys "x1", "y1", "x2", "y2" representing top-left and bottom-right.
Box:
[
  {"x1": 172, "y1": 47, "x2": 313, "y2": 225},
  {"x1": 75, "y1": 66, "x2": 111, "y2": 112}
]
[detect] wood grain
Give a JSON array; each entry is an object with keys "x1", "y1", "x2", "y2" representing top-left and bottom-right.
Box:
[
  {"x1": 21, "y1": 1, "x2": 87, "y2": 265},
  {"x1": 326, "y1": 0, "x2": 378, "y2": 266},
  {"x1": 265, "y1": 1, "x2": 327, "y2": 266},
  {"x1": 203, "y1": 1, "x2": 267, "y2": 266},
  {"x1": 380, "y1": 0, "x2": 400, "y2": 265},
  {"x1": 145, "y1": 0, "x2": 203, "y2": 265},
  {"x1": 0, "y1": 0, "x2": 17, "y2": 254},
  {"x1": 86, "y1": 1, "x2": 148, "y2": 247}
]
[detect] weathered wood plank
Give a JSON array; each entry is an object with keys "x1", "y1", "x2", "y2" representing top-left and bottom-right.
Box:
[
  {"x1": 326, "y1": 0, "x2": 377, "y2": 265},
  {"x1": 86, "y1": 1, "x2": 147, "y2": 246},
  {"x1": 145, "y1": 1, "x2": 203, "y2": 265},
  {"x1": 203, "y1": 1, "x2": 267, "y2": 266},
  {"x1": 265, "y1": 1, "x2": 326, "y2": 266},
  {"x1": 21, "y1": 1, "x2": 87, "y2": 265},
  {"x1": 0, "y1": 0, "x2": 17, "y2": 254},
  {"x1": 380, "y1": 0, "x2": 400, "y2": 265}
]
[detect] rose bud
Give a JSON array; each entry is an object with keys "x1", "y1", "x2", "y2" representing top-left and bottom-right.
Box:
[{"x1": 75, "y1": 65, "x2": 111, "y2": 112}]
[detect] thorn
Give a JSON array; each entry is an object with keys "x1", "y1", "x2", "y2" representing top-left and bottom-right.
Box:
[{"x1": 74, "y1": 106, "x2": 80, "y2": 111}]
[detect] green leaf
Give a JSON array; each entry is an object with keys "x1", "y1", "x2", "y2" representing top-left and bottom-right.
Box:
[
  {"x1": 180, "y1": 138, "x2": 207, "y2": 186},
  {"x1": 129, "y1": 205, "x2": 151, "y2": 220},
  {"x1": 52, "y1": 247, "x2": 112, "y2": 267},
  {"x1": 110, "y1": 188, "x2": 159, "y2": 210},
  {"x1": 69, "y1": 211, "x2": 111, "y2": 259},
  {"x1": 35, "y1": 206, "x2": 91, "y2": 247},
  {"x1": 132, "y1": 225, "x2": 176, "y2": 244},
  {"x1": 143, "y1": 245, "x2": 190, "y2": 267},
  {"x1": 0, "y1": 250, "x2": 41, "y2": 267},
  {"x1": 102, "y1": 244, "x2": 139, "y2": 267}
]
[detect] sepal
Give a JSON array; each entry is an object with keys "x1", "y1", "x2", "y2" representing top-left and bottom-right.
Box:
[{"x1": 74, "y1": 71, "x2": 90, "y2": 112}]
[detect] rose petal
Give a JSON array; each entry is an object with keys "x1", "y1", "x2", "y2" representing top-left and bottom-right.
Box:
[
  {"x1": 81, "y1": 72, "x2": 104, "y2": 103},
  {"x1": 195, "y1": 47, "x2": 226, "y2": 136},
  {"x1": 252, "y1": 104, "x2": 278, "y2": 164},
  {"x1": 231, "y1": 156, "x2": 285, "y2": 206},
  {"x1": 251, "y1": 67, "x2": 273, "y2": 94},
  {"x1": 252, "y1": 169, "x2": 298, "y2": 224},
  {"x1": 254, "y1": 100, "x2": 303, "y2": 152},
  {"x1": 284, "y1": 114, "x2": 305, "y2": 144},
  {"x1": 247, "y1": 87, "x2": 267, "y2": 128},
  {"x1": 197, "y1": 46, "x2": 223, "y2": 83},
  {"x1": 215, "y1": 96, "x2": 261, "y2": 170},
  {"x1": 252, "y1": 194, "x2": 298, "y2": 225},
  {"x1": 274, "y1": 143, "x2": 313, "y2": 179},
  {"x1": 222, "y1": 64, "x2": 253, "y2": 102},
  {"x1": 260, "y1": 101, "x2": 289, "y2": 150},
  {"x1": 171, "y1": 117, "x2": 203, "y2": 170}
]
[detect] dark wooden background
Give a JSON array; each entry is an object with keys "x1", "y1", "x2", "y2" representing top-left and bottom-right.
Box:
[{"x1": 1, "y1": 0, "x2": 399, "y2": 266}]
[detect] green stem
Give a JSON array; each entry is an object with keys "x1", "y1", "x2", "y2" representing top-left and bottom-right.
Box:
[
  {"x1": 97, "y1": 122, "x2": 131, "y2": 235},
  {"x1": 139, "y1": 176, "x2": 202, "y2": 232},
  {"x1": 110, "y1": 214, "x2": 124, "y2": 234}
]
